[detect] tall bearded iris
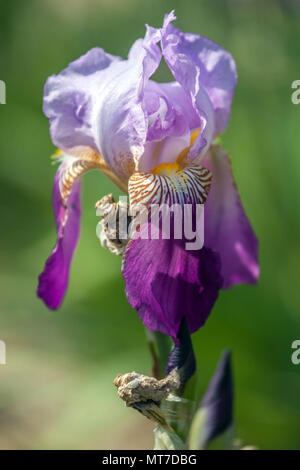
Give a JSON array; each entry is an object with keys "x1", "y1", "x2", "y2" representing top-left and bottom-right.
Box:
[{"x1": 37, "y1": 12, "x2": 259, "y2": 343}]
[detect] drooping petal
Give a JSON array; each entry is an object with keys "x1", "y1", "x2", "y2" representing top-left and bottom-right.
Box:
[
  {"x1": 203, "y1": 145, "x2": 259, "y2": 288},
  {"x1": 122, "y1": 229, "x2": 223, "y2": 342},
  {"x1": 161, "y1": 12, "x2": 237, "y2": 139},
  {"x1": 37, "y1": 170, "x2": 81, "y2": 309},
  {"x1": 37, "y1": 148, "x2": 108, "y2": 309}
]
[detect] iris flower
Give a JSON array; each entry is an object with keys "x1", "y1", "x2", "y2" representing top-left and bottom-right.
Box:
[{"x1": 37, "y1": 12, "x2": 259, "y2": 343}]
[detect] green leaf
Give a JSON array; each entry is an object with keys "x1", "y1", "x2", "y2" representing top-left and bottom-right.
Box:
[{"x1": 153, "y1": 425, "x2": 186, "y2": 450}]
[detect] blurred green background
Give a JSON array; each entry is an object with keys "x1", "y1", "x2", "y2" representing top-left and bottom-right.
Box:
[{"x1": 0, "y1": 0, "x2": 300, "y2": 450}]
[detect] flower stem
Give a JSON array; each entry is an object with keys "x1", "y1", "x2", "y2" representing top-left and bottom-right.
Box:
[{"x1": 145, "y1": 328, "x2": 171, "y2": 378}]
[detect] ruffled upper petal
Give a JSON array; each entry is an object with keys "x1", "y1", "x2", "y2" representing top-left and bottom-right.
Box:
[
  {"x1": 203, "y1": 145, "x2": 259, "y2": 288},
  {"x1": 138, "y1": 11, "x2": 236, "y2": 168},
  {"x1": 161, "y1": 13, "x2": 237, "y2": 138},
  {"x1": 44, "y1": 27, "x2": 163, "y2": 182},
  {"x1": 95, "y1": 27, "x2": 163, "y2": 179},
  {"x1": 37, "y1": 169, "x2": 81, "y2": 309},
  {"x1": 44, "y1": 48, "x2": 121, "y2": 153},
  {"x1": 157, "y1": 14, "x2": 214, "y2": 162},
  {"x1": 44, "y1": 13, "x2": 236, "y2": 182}
]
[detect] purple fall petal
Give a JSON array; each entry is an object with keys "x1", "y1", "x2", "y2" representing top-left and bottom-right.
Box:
[
  {"x1": 37, "y1": 172, "x2": 81, "y2": 309},
  {"x1": 122, "y1": 226, "x2": 223, "y2": 342},
  {"x1": 203, "y1": 146, "x2": 259, "y2": 288}
]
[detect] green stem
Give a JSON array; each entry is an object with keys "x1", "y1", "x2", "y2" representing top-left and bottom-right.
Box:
[{"x1": 145, "y1": 328, "x2": 171, "y2": 378}]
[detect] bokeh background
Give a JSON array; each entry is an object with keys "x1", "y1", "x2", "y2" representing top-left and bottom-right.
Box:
[{"x1": 0, "y1": 0, "x2": 300, "y2": 450}]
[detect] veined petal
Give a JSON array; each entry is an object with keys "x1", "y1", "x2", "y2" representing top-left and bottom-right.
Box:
[
  {"x1": 57, "y1": 147, "x2": 105, "y2": 204},
  {"x1": 128, "y1": 164, "x2": 212, "y2": 207},
  {"x1": 55, "y1": 146, "x2": 127, "y2": 202},
  {"x1": 203, "y1": 145, "x2": 259, "y2": 288}
]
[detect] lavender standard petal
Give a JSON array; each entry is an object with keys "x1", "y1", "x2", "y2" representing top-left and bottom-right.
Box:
[
  {"x1": 161, "y1": 13, "x2": 237, "y2": 137},
  {"x1": 44, "y1": 48, "x2": 121, "y2": 152},
  {"x1": 44, "y1": 27, "x2": 164, "y2": 182},
  {"x1": 160, "y1": 13, "x2": 216, "y2": 161}
]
